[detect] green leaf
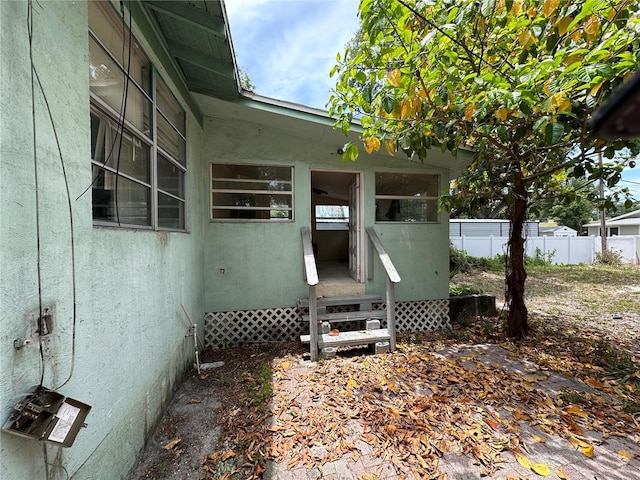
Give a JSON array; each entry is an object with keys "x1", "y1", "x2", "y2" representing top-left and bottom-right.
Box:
[
  {"x1": 604, "y1": 146, "x2": 615, "y2": 159},
  {"x1": 481, "y1": 0, "x2": 495, "y2": 17},
  {"x1": 362, "y1": 85, "x2": 373, "y2": 104},
  {"x1": 545, "y1": 122, "x2": 565, "y2": 145},
  {"x1": 534, "y1": 116, "x2": 549, "y2": 132},
  {"x1": 343, "y1": 143, "x2": 359, "y2": 162},
  {"x1": 382, "y1": 92, "x2": 395, "y2": 114}
]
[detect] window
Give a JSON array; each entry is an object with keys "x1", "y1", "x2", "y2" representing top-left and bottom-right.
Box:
[
  {"x1": 375, "y1": 173, "x2": 439, "y2": 223},
  {"x1": 211, "y1": 164, "x2": 293, "y2": 221},
  {"x1": 315, "y1": 205, "x2": 349, "y2": 230},
  {"x1": 89, "y1": 1, "x2": 186, "y2": 230}
]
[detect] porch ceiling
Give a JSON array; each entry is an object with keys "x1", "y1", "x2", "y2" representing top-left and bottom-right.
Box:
[{"x1": 142, "y1": 0, "x2": 241, "y2": 100}]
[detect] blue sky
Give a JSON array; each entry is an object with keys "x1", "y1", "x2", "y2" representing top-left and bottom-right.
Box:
[
  {"x1": 225, "y1": 0, "x2": 359, "y2": 110},
  {"x1": 620, "y1": 166, "x2": 640, "y2": 200},
  {"x1": 224, "y1": 0, "x2": 639, "y2": 201}
]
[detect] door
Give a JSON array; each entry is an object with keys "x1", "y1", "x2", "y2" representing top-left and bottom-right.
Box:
[{"x1": 348, "y1": 174, "x2": 363, "y2": 282}]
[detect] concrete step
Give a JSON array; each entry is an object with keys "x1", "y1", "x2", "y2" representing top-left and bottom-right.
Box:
[
  {"x1": 301, "y1": 310, "x2": 386, "y2": 324},
  {"x1": 297, "y1": 294, "x2": 383, "y2": 309},
  {"x1": 300, "y1": 328, "x2": 390, "y2": 349}
]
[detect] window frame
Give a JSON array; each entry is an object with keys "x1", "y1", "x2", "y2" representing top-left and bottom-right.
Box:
[
  {"x1": 210, "y1": 163, "x2": 295, "y2": 223},
  {"x1": 89, "y1": 1, "x2": 187, "y2": 232},
  {"x1": 374, "y1": 172, "x2": 441, "y2": 224}
]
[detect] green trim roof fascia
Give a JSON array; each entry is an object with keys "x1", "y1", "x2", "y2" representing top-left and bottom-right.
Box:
[
  {"x1": 232, "y1": 94, "x2": 364, "y2": 133},
  {"x1": 133, "y1": 1, "x2": 203, "y2": 127}
]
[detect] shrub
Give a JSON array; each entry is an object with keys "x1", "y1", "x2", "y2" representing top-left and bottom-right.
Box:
[
  {"x1": 449, "y1": 283, "x2": 482, "y2": 296},
  {"x1": 594, "y1": 249, "x2": 623, "y2": 265},
  {"x1": 450, "y1": 244, "x2": 505, "y2": 277},
  {"x1": 525, "y1": 247, "x2": 556, "y2": 267},
  {"x1": 449, "y1": 244, "x2": 473, "y2": 278}
]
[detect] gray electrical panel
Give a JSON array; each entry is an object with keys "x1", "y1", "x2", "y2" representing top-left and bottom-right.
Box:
[{"x1": 2, "y1": 385, "x2": 91, "y2": 447}]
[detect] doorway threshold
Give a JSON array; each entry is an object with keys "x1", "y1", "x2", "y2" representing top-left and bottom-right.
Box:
[{"x1": 317, "y1": 262, "x2": 365, "y2": 297}]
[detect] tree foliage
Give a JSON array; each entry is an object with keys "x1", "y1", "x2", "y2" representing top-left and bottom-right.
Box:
[{"x1": 329, "y1": 0, "x2": 640, "y2": 339}]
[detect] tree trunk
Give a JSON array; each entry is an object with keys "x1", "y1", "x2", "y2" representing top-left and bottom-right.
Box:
[{"x1": 506, "y1": 173, "x2": 528, "y2": 339}]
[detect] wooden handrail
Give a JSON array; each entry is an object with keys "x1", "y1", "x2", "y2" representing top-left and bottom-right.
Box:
[
  {"x1": 366, "y1": 227, "x2": 401, "y2": 283},
  {"x1": 301, "y1": 227, "x2": 319, "y2": 361},
  {"x1": 300, "y1": 227, "x2": 319, "y2": 286},
  {"x1": 366, "y1": 227, "x2": 400, "y2": 353}
]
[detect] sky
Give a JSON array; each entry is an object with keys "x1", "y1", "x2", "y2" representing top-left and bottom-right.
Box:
[
  {"x1": 224, "y1": 0, "x2": 360, "y2": 110},
  {"x1": 224, "y1": 0, "x2": 639, "y2": 201}
]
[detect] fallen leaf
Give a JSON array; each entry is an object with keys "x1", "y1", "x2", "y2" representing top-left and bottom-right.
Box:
[
  {"x1": 532, "y1": 463, "x2": 551, "y2": 476},
  {"x1": 347, "y1": 378, "x2": 358, "y2": 388},
  {"x1": 563, "y1": 415, "x2": 583, "y2": 435},
  {"x1": 163, "y1": 438, "x2": 181, "y2": 450},
  {"x1": 515, "y1": 452, "x2": 532, "y2": 470},
  {"x1": 484, "y1": 418, "x2": 499, "y2": 431},
  {"x1": 581, "y1": 444, "x2": 594, "y2": 458},
  {"x1": 532, "y1": 434, "x2": 546, "y2": 443},
  {"x1": 188, "y1": 398, "x2": 201, "y2": 404},
  {"x1": 585, "y1": 377, "x2": 604, "y2": 388},
  {"x1": 220, "y1": 449, "x2": 236, "y2": 461},
  {"x1": 254, "y1": 462, "x2": 266, "y2": 476},
  {"x1": 618, "y1": 449, "x2": 632, "y2": 460},
  {"x1": 359, "y1": 473, "x2": 379, "y2": 480},
  {"x1": 565, "y1": 405, "x2": 587, "y2": 417},
  {"x1": 557, "y1": 466, "x2": 569, "y2": 479},
  {"x1": 281, "y1": 360, "x2": 291, "y2": 371}
]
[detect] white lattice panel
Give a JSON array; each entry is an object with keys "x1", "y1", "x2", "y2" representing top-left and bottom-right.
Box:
[
  {"x1": 204, "y1": 307, "x2": 303, "y2": 349},
  {"x1": 204, "y1": 300, "x2": 450, "y2": 350},
  {"x1": 396, "y1": 299, "x2": 450, "y2": 332}
]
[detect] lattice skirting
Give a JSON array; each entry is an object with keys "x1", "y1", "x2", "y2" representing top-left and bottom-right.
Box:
[{"x1": 204, "y1": 299, "x2": 450, "y2": 350}]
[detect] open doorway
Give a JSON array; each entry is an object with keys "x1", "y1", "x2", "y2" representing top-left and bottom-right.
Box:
[{"x1": 311, "y1": 170, "x2": 363, "y2": 283}]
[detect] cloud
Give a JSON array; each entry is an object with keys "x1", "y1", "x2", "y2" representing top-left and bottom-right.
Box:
[{"x1": 225, "y1": 0, "x2": 359, "y2": 109}]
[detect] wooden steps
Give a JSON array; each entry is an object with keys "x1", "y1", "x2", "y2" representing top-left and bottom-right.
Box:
[
  {"x1": 298, "y1": 293, "x2": 389, "y2": 357},
  {"x1": 297, "y1": 294, "x2": 382, "y2": 309},
  {"x1": 301, "y1": 328, "x2": 390, "y2": 348},
  {"x1": 301, "y1": 310, "x2": 386, "y2": 324}
]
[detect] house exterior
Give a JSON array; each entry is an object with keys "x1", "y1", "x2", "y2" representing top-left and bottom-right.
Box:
[
  {"x1": 539, "y1": 225, "x2": 578, "y2": 237},
  {"x1": 449, "y1": 218, "x2": 540, "y2": 237},
  {"x1": 1, "y1": 1, "x2": 469, "y2": 478},
  {"x1": 585, "y1": 209, "x2": 640, "y2": 236}
]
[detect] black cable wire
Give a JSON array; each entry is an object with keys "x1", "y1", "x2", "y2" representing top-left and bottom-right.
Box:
[
  {"x1": 42, "y1": 444, "x2": 49, "y2": 480},
  {"x1": 27, "y1": 0, "x2": 46, "y2": 388},
  {"x1": 33, "y1": 67, "x2": 78, "y2": 391}
]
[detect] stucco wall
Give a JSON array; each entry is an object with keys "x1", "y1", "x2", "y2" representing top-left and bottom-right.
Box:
[
  {"x1": 201, "y1": 112, "x2": 451, "y2": 312},
  {"x1": 1, "y1": 2, "x2": 204, "y2": 479}
]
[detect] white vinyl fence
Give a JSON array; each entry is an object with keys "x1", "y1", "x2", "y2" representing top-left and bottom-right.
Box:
[{"x1": 450, "y1": 235, "x2": 640, "y2": 265}]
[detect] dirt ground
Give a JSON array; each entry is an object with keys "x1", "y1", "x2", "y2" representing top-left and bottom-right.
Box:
[{"x1": 128, "y1": 265, "x2": 640, "y2": 480}]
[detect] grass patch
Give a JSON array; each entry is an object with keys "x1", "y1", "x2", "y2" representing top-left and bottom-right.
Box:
[{"x1": 250, "y1": 363, "x2": 273, "y2": 410}]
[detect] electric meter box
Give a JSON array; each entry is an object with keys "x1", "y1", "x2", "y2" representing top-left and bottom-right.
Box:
[{"x1": 2, "y1": 385, "x2": 91, "y2": 447}]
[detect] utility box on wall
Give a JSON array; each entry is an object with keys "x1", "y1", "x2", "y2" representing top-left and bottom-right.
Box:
[{"x1": 2, "y1": 385, "x2": 91, "y2": 447}]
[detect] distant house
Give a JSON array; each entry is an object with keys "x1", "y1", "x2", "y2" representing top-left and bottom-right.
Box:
[
  {"x1": 585, "y1": 209, "x2": 640, "y2": 236},
  {"x1": 449, "y1": 219, "x2": 540, "y2": 237},
  {"x1": 539, "y1": 225, "x2": 578, "y2": 237}
]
